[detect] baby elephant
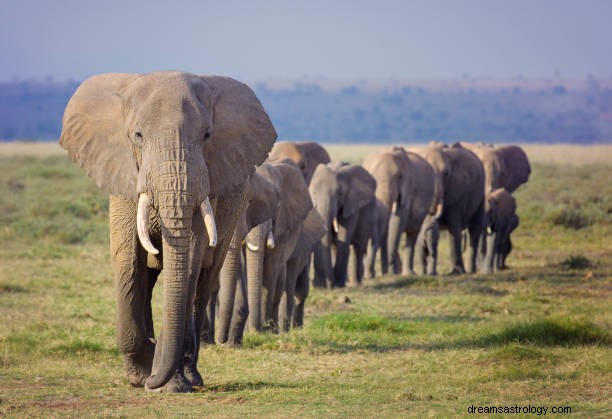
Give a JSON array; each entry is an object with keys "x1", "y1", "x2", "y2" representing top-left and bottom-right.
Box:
[{"x1": 482, "y1": 188, "x2": 518, "y2": 273}]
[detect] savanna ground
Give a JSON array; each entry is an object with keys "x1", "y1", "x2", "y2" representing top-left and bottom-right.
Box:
[{"x1": 0, "y1": 143, "x2": 610, "y2": 417}]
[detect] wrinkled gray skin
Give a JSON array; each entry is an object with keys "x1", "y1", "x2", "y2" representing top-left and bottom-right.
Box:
[
  {"x1": 279, "y1": 209, "x2": 327, "y2": 331},
  {"x1": 269, "y1": 141, "x2": 331, "y2": 184},
  {"x1": 364, "y1": 199, "x2": 390, "y2": 279},
  {"x1": 202, "y1": 171, "x2": 279, "y2": 347},
  {"x1": 310, "y1": 162, "x2": 377, "y2": 288},
  {"x1": 414, "y1": 142, "x2": 486, "y2": 274},
  {"x1": 245, "y1": 160, "x2": 312, "y2": 332},
  {"x1": 460, "y1": 143, "x2": 531, "y2": 193},
  {"x1": 363, "y1": 148, "x2": 436, "y2": 276},
  {"x1": 483, "y1": 188, "x2": 518, "y2": 272},
  {"x1": 59, "y1": 72, "x2": 276, "y2": 392}
]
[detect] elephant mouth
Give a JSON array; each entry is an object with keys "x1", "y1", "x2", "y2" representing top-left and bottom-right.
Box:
[{"x1": 136, "y1": 192, "x2": 218, "y2": 254}]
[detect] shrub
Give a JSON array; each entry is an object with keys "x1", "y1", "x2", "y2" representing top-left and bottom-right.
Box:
[{"x1": 560, "y1": 255, "x2": 592, "y2": 270}]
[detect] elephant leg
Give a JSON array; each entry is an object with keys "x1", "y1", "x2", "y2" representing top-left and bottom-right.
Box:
[
  {"x1": 347, "y1": 246, "x2": 359, "y2": 287},
  {"x1": 447, "y1": 219, "x2": 466, "y2": 275},
  {"x1": 270, "y1": 263, "x2": 287, "y2": 333},
  {"x1": 109, "y1": 196, "x2": 154, "y2": 388},
  {"x1": 227, "y1": 254, "x2": 248, "y2": 346},
  {"x1": 467, "y1": 223, "x2": 483, "y2": 274},
  {"x1": 280, "y1": 257, "x2": 296, "y2": 333},
  {"x1": 293, "y1": 266, "x2": 309, "y2": 328},
  {"x1": 144, "y1": 268, "x2": 160, "y2": 341},
  {"x1": 333, "y1": 240, "x2": 350, "y2": 288},
  {"x1": 313, "y1": 241, "x2": 334, "y2": 289},
  {"x1": 426, "y1": 224, "x2": 439, "y2": 276},
  {"x1": 261, "y1": 248, "x2": 281, "y2": 332},
  {"x1": 364, "y1": 238, "x2": 376, "y2": 280},
  {"x1": 380, "y1": 230, "x2": 388, "y2": 275},
  {"x1": 401, "y1": 232, "x2": 417, "y2": 276}
]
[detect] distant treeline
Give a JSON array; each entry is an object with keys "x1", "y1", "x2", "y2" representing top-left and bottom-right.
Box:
[{"x1": 1, "y1": 78, "x2": 611, "y2": 143}]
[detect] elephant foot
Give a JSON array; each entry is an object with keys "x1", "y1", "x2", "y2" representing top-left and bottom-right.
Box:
[
  {"x1": 448, "y1": 267, "x2": 465, "y2": 276},
  {"x1": 184, "y1": 365, "x2": 204, "y2": 387},
  {"x1": 145, "y1": 370, "x2": 193, "y2": 393},
  {"x1": 124, "y1": 343, "x2": 155, "y2": 387}
]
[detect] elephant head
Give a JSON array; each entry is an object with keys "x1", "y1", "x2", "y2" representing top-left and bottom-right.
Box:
[
  {"x1": 461, "y1": 143, "x2": 531, "y2": 193},
  {"x1": 419, "y1": 142, "x2": 451, "y2": 219},
  {"x1": 59, "y1": 71, "x2": 276, "y2": 391},
  {"x1": 269, "y1": 141, "x2": 331, "y2": 184},
  {"x1": 497, "y1": 145, "x2": 531, "y2": 193},
  {"x1": 310, "y1": 162, "x2": 377, "y2": 288}
]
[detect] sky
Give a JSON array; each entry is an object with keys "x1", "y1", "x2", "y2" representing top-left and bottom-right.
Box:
[{"x1": 1, "y1": 0, "x2": 611, "y2": 82}]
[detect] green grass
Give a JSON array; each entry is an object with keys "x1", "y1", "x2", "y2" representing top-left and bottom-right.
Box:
[{"x1": 0, "y1": 146, "x2": 611, "y2": 417}]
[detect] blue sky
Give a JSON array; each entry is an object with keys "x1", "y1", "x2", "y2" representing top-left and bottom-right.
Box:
[{"x1": 1, "y1": 0, "x2": 610, "y2": 81}]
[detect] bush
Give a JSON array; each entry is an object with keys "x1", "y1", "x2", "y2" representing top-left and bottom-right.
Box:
[
  {"x1": 548, "y1": 207, "x2": 590, "y2": 229},
  {"x1": 560, "y1": 255, "x2": 592, "y2": 270}
]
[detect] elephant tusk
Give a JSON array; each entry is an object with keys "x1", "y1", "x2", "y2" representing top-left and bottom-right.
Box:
[
  {"x1": 137, "y1": 193, "x2": 159, "y2": 255},
  {"x1": 246, "y1": 241, "x2": 259, "y2": 252},
  {"x1": 200, "y1": 197, "x2": 218, "y2": 247},
  {"x1": 433, "y1": 201, "x2": 444, "y2": 220},
  {"x1": 487, "y1": 226, "x2": 493, "y2": 235},
  {"x1": 391, "y1": 201, "x2": 398, "y2": 214},
  {"x1": 332, "y1": 217, "x2": 339, "y2": 233},
  {"x1": 266, "y1": 230, "x2": 275, "y2": 249}
]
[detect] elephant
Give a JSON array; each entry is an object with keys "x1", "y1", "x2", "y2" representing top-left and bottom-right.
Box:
[
  {"x1": 59, "y1": 71, "x2": 276, "y2": 392},
  {"x1": 364, "y1": 199, "x2": 390, "y2": 279},
  {"x1": 482, "y1": 188, "x2": 518, "y2": 272},
  {"x1": 363, "y1": 147, "x2": 436, "y2": 276},
  {"x1": 413, "y1": 142, "x2": 485, "y2": 275},
  {"x1": 279, "y1": 208, "x2": 327, "y2": 332},
  {"x1": 460, "y1": 143, "x2": 531, "y2": 193},
  {"x1": 269, "y1": 141, "x2": 331, "y2": 184},
  {"x1": 415, "y1": 213, "x2": 441, "y2": 276},
  {"x1": 207, "y1": 170, "x2": 280, "y2": 347},
  {"x1": 310, "y1": 162, "x2": 377, "y2": 288},
  {"x1": 244, "y1": 159, "x2": 313, "y2": 332}
]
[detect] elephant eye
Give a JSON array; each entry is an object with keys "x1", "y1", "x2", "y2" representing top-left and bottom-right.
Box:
[
  {"x1": 132, "y1": 130, "x2": 144, "y2": 147},
  {"x1": 204, "y1": 127, "x2": 213, "y2": 141}
]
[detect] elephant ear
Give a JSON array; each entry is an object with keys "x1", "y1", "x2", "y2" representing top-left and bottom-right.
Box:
[
  {"x1": 302, "y1": 209, "x2": 327, "y2": 247},
  {"x1": 339, "y1": 165, "x2": 376, "y2": 218},
  {"x1": 59, "y1": 73, "x2": 141, "y2": 200},
  {"x1": 271, "y1": 160, "x2": 313, "y2": 238},
  {"x1": 197, "y1": 76, "x2": 277, "y2": 197}
]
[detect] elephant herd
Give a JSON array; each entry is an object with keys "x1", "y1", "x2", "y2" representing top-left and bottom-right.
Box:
[{"x1": 59, "y1": 71, "x2": 530, "y2": 393}]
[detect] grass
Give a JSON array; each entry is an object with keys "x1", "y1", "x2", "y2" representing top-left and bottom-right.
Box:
[{"x1": 0, "y1": 143, "x2": 610, "y2": 417}]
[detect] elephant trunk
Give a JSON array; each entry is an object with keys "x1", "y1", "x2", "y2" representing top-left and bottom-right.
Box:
[
  {"x1": 312, "y1": 200, "x2": 335, "y2": 289},
  {"x1": 144, "y1": 196, "x2": 195, "y2": 391},
  {"x1": 246, "y1": 223, "x2": 266, "y2": 332},
  {"x1": 141, "y1": 150, "x2": 215, "y2": 391},
  {"x1": 216, "y1": 231, "x2": 242, "y2": 343}
]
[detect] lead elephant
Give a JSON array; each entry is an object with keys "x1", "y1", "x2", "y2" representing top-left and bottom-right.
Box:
[
  {"x1": 59, "y1": 71, "x2": 276, "y2": 392},
  {"x1": 363, "y1": 147, "x2": 436, "y2": 276},
  {"x1": 245, "y1": 159, "x2": 312, "y2": 332},
  {"x1": 269, "y1": 141, "x2": 331, "y2": 184},
  {"x1": 482, "y1": 188, "x2": 518, "y2": 272},
  {"x1": 413, "y1": 142, "x2": 485, "y2": 274},
  {"x1": 310, "y1": 162, "x2": 377, "y2": 288}
]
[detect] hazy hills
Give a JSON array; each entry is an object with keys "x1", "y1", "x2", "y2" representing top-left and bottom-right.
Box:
[{"x1": 1, "y1": 77, "x2": 611, "y2": 143}]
